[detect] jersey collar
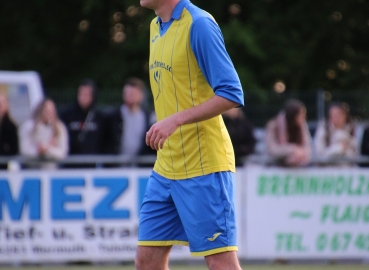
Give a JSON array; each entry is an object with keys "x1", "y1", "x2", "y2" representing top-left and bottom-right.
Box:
[{"x1": 156, "y1": 0, "x2": 190, "y2": 24}]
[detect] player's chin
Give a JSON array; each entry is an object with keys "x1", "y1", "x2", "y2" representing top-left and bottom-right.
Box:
[{"x1": 139, "y1": 0, "x2": 150, "y2": 8}]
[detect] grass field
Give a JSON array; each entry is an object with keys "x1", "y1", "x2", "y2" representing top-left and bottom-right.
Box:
[{"x1": 1, "y1": 264, "x2": 369, "y2": 270}]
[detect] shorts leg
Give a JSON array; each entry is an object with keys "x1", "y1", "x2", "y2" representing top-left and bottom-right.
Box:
[
  {"x1": 170, "y1": 171, "x2": 238, "y2": 256},
  {"x1": 138, "y1": 171, "x2": 188, "y2": 246}
]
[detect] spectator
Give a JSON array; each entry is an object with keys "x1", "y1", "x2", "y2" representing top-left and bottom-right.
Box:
[
  {"x1": 19, "y1": 99, "x2": 68, "y2": 168},
  {"x1": 314, "y1": 102, "x2": 357, "y2": 161},
  {"x1": 265, "y1": 99, "x2": 311, "y2": 167},
  {"x1": 59, "y1": 79, "x2": 105, "y2": 154},
  {"x1": 106, "y1": 77, "x2": 155, "y2": 158},
  {"x1": 0, "y1": 93, "x2": 19, "y2": 157},
  {"x1": 360, "y1": 125, "x2": 369, "y2": 166},
  {"x1": 222, "y1": 108, "x2": 256, "y2": 166}
]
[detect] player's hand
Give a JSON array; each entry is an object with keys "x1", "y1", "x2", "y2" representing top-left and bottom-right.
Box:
[
  {"x1": 37, "y1": 144, "x2": 48, "y2": 155},
  {"x1": 146, "y1": 115, "x2": 179, "y2": 150}
]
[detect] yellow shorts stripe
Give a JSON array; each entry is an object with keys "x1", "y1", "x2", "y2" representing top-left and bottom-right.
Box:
[
  {"x1": 190, "y1": 246, "x2": 238, "y2": 257},
  {"x1": 138, "y1": 240, "x2": 189, "y2": 246}
]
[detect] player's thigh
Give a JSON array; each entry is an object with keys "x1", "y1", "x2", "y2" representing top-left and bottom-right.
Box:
[
  {"x1": 135, "y1": 245, "x2": 172, "y2": 270},
  {"x1": 205, "y1": 251, "x2": 242, "y2": 270},
  {"x1": 171, "y1": 171, "x2": 237, "y2": 254},
  {"x1": 138, "y1": 171, "x2": 187, "y2": 243}
]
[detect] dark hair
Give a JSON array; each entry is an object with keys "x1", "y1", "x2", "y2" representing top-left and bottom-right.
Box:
[
  {"x1": 284, "y1": 99, "x2": 305, "y2": 145},
  {"x1": 79, "y1": 78, "x2": 97, "y2": 92},
  {"x1": 325, "y1": 102, "x2": 354, "y2": 146},
  {"x1": 327, "y1": 102, "x2": 351, "y2": 120},
  {"x1": 77, "y1": 78, "x2": 97, "y2": 107},
  {"x1": 124, "y1": 77, "x2": 145, "y2": 92}
]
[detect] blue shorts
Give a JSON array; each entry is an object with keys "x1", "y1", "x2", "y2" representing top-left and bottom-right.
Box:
[{"x1": 137, "y1": 170, "x2": 238, "y2": 257}]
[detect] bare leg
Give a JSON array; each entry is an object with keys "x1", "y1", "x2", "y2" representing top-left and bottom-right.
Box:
[
  {"x1": 205, "y1": 251, "x2": 242, "y2": 270},
  {"x1": 135, "y1": 245, "x2": 172, "y2": 270}
]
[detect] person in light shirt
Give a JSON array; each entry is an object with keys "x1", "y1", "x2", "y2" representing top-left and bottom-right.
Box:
[
  {"x1": 19, "y1": 98, "x2": 68, "y2": 168},
  {"x1": 106, "y1": 77, "x2": 155, "y2": 157},
  {"x1": 314, "y1": 102, "x2": 357, "y2": 161}
]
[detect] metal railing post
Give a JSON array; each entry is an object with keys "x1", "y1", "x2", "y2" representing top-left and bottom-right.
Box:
[{"x1": 317, "y1": 88, "x2": 325, "y2": 121}]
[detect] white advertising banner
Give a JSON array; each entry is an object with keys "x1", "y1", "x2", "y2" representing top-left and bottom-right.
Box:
[
  {"x1": 0, "y1": 169, "x2": 191, "y2": 263},
  {"x1": 243, "y1": 164, "x2": 369, "y2": 259}
]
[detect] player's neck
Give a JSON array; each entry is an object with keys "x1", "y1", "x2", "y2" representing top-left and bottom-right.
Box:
[{"x1": 155, "y1": 0, "x2": 180, "y2": 22}]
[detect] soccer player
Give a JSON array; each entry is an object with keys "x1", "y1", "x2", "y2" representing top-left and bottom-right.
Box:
[{"x1": 136, "y1": 0, "x2": 244, "y2": 269}]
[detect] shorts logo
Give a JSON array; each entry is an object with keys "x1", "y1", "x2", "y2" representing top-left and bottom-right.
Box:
[{"x1": 207, "y1": 232, "x2": 222, "y2": 242}]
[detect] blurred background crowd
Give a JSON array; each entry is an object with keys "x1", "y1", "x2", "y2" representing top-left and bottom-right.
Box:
[{"x1": 1, "y1": 77, "x2": 369, "y2": 169}]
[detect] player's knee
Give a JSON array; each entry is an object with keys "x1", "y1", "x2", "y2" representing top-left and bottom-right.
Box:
[
  {"x1": 135, "y1": 249, "x2": 147, "y2": 270},
  {"x1": 205, "y1": 251, "x2": 242, "y2": 270},
  {"x1": 135, "y1": 246, "x2": 171, "y2": 270},
  {"x1": 134, "y1": 255, "x2": 144, "y2": 270},
  {"x1": 135, "y1": 255, "x2": 152, "y2": 270},
  {"x1": 207, "y1": 260, "x2": 241, "y2": 270}
]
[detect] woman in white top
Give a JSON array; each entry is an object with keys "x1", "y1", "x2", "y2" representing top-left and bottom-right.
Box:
[
  {"x1": 19, "y1": 99, "x2": 68, "y2": 168},
  {"x1": 314, "y1": 102, "x2": 357, "y2": 160}
]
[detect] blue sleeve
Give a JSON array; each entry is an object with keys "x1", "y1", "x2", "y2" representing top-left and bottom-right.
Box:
[{"x1": 190, "y1": 17, "x2": 244, "y2": 107}]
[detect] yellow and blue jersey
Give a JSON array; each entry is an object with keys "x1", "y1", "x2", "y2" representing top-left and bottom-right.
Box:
[{"x1": 149, "y1": 0, "x2": 244, "y2": 180}]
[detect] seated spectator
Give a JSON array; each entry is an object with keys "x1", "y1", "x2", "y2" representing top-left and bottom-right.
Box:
[
  {"x1": 222, "y1": 108, "x2": 256, "y2": 166},
  {"x1": 106, "y1": 77, "x2": 155, "y2": 159},
  {"x1": 19, "y1": 99, "x2": 68, "y2": 169},
  {"x1": 314, "y1": 102, "x2": 357, "y2": 161},
  {"x1": 59, "y1": 79, "x2": 105, "y2": 155},
  {"x1": 0, "y1": 93, "x2": 19, "y2": 157},
  {"x1": 265, "y1": 99, "x2": 311, "y2": 167}
]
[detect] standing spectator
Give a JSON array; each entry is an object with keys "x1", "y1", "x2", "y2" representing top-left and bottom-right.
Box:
[
  {"x1": 265, "y1": 99, "x2": 311, "y2": 167},
  {"x1": 222, "y1": 108, "x2": 256, "y2": 166},
  {"x1": 19, "y1": 99, "x2": 68, "y2": 168},
  {"x1": 59, "y1": 79, "x2": 104, "y2": 154},
  {"x1": 314, "y1": 102, "x2": 357, "y2": 161},
  {"x1": 106, "y1": 77, "x2": 155, "y2": 158},
  {"x1": 0, "y1": 93, "x2": 19, "y2": 157}
]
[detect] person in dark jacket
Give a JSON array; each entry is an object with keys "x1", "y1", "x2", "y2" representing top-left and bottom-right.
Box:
[
  {"x1": 59, "y1": 79, "x2": 105, "y2": 155},
  {"x1": 360, "y1": 126, "x2": 369, "y2": 167},
  {"x1": 106, "y1": 77, "x2": 155, "y2": 158},
  {"x1": 222, "y1": 107, "x2": 256, "y2": 166},
  {"x1": 0, "y1": 94, "x2": 18, "y2": 157}
]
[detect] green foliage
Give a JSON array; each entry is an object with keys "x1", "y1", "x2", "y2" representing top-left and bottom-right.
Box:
[{"x1": 1, "y1": 0, "x2": 369, "y2": 115}]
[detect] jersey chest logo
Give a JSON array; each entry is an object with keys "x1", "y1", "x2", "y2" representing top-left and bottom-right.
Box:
[{"x1": 153, "y1": 70, "x2": 161, "y2": 100}]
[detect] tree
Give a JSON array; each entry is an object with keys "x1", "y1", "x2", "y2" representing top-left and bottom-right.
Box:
[{"x1": 1, "y1": 0, "x2": 369, "y2": 123}]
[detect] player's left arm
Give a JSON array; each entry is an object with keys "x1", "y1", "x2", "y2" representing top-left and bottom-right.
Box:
[{"x1": 146, "y1": 16, "x2": 244, "y2": 150}]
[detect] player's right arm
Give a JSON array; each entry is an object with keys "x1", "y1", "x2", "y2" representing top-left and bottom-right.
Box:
[{"x1": 146, "y1": 95, "x2": 237, "y2": 150}]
